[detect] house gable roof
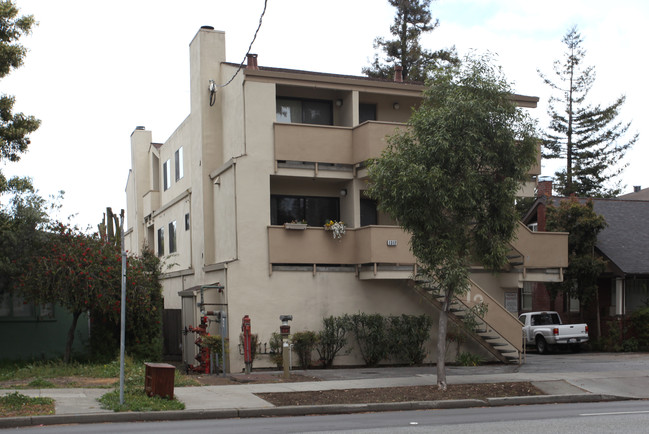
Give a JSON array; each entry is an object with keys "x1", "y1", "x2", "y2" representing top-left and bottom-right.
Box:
[{"x1": 592, "y1": 199, "x2": 649, "y2": 275}]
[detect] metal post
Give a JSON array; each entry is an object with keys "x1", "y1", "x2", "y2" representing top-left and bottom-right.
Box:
[
  {"x1": 119, "y1": 210, "x2": 127, "y2": 405},
  {"x1": 221, "y1": 312, "x2": 227, "y2": 377}
]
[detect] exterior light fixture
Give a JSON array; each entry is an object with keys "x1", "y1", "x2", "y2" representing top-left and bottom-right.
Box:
[
  {"x1": 393, "y1": 102, "x2": 400, "y2": 110},
  {"x1": 340, "y1": 188, "x2": 348, "y2": 197},
  {"x1": 335, "y1": 99, "x2": 343, "y2": 107}
]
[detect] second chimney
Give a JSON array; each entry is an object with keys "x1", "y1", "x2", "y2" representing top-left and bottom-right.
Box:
[
  {"x1": 394, "y1": 66, "x2": 403, "y2": 82},
  {"x1": 246, "y1": 54, "x2": 259, "y2": 70}
]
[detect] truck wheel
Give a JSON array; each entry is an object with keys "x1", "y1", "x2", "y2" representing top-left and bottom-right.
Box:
[{"x1": 536, "y1": 336, "x2": 548, "y2": 354}]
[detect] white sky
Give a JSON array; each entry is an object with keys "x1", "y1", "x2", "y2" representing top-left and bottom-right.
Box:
[{"x1": 3, "y1": 0, "x2": 647, "y2": 229}]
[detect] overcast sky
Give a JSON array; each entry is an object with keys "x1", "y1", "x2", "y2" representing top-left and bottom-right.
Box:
[{"x1": 3, "y1": 0, "x2": 647, "y2": 229}]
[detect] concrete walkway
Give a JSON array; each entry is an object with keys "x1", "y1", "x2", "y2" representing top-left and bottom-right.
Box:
[{"x1": 1, "y1": 353, "x2": 648, "y2": 428}]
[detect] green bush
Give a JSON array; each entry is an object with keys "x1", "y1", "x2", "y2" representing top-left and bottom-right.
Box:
[
  {"x1": 268, "y1": 332, "x2": 284, "y2": 368},
  {"x1": 316, "y1": 316, "x2": 350, "y2": 368},
  {"x1": 630, "y1": 307, "x2": 649, "y2": 350},
  {"x1": 456, "y1": 351, "x2": 482, "y2": 366},
  {"x1": 388, "y1": 314, "x2": 433, "y2": 365},
  {"x1": 291, "y1": 331, "x2": 318, "y2": 370},
  {"x1": 347, "y1": 313, "x2": 389, "y2": 366}
]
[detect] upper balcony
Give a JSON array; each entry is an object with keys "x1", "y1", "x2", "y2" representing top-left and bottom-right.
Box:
[
  {"x1": 274, "y1": 121, "x2": 404, "y2": 167},
  {"x1": 274, "y1": 121, "x2": 541, "y2": 178}
]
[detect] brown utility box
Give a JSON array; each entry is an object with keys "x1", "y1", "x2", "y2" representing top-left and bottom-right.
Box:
[{"x1": 144, "y1": 362, "x2": 175, "y2": 399}]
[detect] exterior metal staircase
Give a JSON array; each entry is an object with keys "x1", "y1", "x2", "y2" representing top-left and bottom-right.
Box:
[{"x1": 414, "y1": 278, "x2": 523, "y2": 364}]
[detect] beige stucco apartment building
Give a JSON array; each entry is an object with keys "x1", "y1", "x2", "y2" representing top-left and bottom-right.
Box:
[{"x1": 125, "y1": 27, "x2": 568, "y2": 372}]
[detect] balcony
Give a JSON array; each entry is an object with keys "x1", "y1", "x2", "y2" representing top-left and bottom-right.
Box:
[
  {"x1": 274, "y1": 122, "x2": 543, "y2": 179},
  {"x1": 511, "y1": 222, "x2": 569, "y2": 282},
  {"x1": 268, "y1": 225, "x2": 415, "y2": 274},
  {"x1": 274, "y1": 121, "x2": 404, "y2": 166},
  {"x1": 143, "y1": 190, "x2": 160, "y2": 217},
  {"x1": 268, "y1": 222, "x2": 568, "y2": 281}
]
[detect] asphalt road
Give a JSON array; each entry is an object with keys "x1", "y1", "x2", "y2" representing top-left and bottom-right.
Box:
[{"x1": 8, "y1": 400, "x2": 649, "y2": 433}]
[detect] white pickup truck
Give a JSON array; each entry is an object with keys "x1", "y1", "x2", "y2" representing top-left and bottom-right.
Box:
[{"x1": 519, "y1": 311, "x2": 589, "y2": 354}]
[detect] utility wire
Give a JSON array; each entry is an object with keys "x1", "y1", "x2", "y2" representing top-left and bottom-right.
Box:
[{"x1": 210, "y1": 0, "x2": 268, "y2": 106}]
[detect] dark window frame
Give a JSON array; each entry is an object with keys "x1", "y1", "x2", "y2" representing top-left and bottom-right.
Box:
[
  {"x1": 276, "y1": 97, "x2": 333, "y2": 126},
  {"x1": 271, "y1": 194, "x2": 340, "y2": 227}
]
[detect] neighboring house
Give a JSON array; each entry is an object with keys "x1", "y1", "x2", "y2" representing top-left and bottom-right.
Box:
[
  {"x1": 523, "y1": 181, "x2": 649, "y2": 331},
  {"x1": 125, "y1": 27, "x2": 568, "y2": 370},
  {"x1": 0, "y1": 293, "x2": 89, "y2": 360},
  {"x1": 619, "y1": 185, "x2": 649, "y2": 200}
]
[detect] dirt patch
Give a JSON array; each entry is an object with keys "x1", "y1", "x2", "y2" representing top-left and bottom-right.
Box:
[{"x1": 255, "y1": 382, "x2": 544, "y2": 406}]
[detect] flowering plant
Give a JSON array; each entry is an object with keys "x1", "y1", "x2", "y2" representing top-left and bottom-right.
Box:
[{"x1": 324, "y1": 220, "x2": 346, "y2": 239}]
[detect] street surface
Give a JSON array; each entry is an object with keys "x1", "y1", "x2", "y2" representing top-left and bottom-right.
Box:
[{"x1": 6, "y1": 400, "x2": 649, "y2": 433}]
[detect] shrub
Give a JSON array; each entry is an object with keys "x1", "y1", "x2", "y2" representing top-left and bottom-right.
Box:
[
  {"x1": 388, "y1": 314, "x2": 433, "y2": 365},
  {"x1": 316, "y1": 315, "x2": 350, "y2": 368},
  {"x1": 291, "y1": 331, "x2": 318, "y2": 370},
  {"x1": 347, "y1": 313, "x2": 389, "y2": 366},
  {"x1": 630, "y1": 306, "x2": 649, "y2": 350},
  {"x1": 268, "y1": 332, "x2": 284, "y2": 368},
  {"x1": 456, "y1": 351, "x2": 482, "y2": 366}
]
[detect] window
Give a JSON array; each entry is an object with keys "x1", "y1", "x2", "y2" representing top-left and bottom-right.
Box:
[
  {"x1": 185, "y1": 213, "x2": 190, "y2": 231},
  {"x1": 163, "y1": 160, "x2": 171, "y2": 191},
  {"x1": 157, "y1": 227, "x2": 164, "y2": 256},
  {"x1": 276, "y1": 98, "x2": 333, "y2": 125},
  {"x1": 359, "y1": 103, "x2": 377, "y2": 123},
  {"x1": 270, "y1": 195, "x2": 339, "y2": 226},
  {"x1": 626, "y1": 279, "x2": 649, "y2": 312},
  {"x1": 521, "y1": 282, "x2": 533, "y2": 311},
  {"x1": 175, "y1": 147, "x2": 184, "y2": 181},
  {"x1": 169, "y1": 221, "x2": 177, "y2": 254},
  {"x1": 568, "y1": 296, "x2": 580, "y2": 312},
  {"x1": 0, "y1": 289, "x2": 54, "y2": 320}
]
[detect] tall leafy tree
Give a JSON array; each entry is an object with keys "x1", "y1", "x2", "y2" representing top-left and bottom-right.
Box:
[
  {"x1": 545, "y1": 197, "x2": 606, "y2": 335},
  {"x1": 0, "y1": 1, "x2": 40, "y2": 195},
  {"x1": 368, "y1": 54, "x2": 537, "y2": 389},
  {"x1": 539, "y1": 26, "x2": 637, "y2": 197},
  {"x1": 363, "y1": 0, "x2": 457, "y2": 82},
  {"x1": 17, "y1": 222, "x2": 164, "y2": 362}
]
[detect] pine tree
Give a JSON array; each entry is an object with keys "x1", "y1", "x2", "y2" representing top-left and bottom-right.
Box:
[
  {"x1": 539, "y1": 26, "x2": 637, "y2": 197},
  {"x1": 0, "y1": 1, "x2": 40, "y2": 195},
  {"x1": 362, "y1": 0, "x2": 457, "y2": 82}
]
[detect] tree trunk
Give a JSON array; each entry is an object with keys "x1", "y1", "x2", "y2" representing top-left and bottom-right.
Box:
[
  {"x1": 64, "y1": 310, "x2": 82, "y2": 364},
  {"x1": 436, "y1": 286, "x2": 452, "y2": 390}
]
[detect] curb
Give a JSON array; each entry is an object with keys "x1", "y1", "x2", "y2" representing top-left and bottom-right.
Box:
[{"x1": 0, "y1": 393, "x2": 631, "y2": 429}]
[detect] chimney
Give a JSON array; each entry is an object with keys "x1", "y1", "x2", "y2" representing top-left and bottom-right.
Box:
[
  {"x1": 537, "y1": 179, "x2": 553, "y2": 197},
  {"x1": 246, "y1": 53, "x2": 259, "y2": 70},
  {"x1": 394, "y1": 66, "x2": 403, "y2": 82},
  {"x1": 634, "y1": 185, "x2": 641, "y2": 193}
]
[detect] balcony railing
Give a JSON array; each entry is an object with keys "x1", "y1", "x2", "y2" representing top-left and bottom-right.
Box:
[
  {"x1": 268, "y1": 225, "x2": 415, "y2": 265},
  {"x1": 275, "y1": 122, "x2": 542, "y2": 178},
  {"x1": 511, "y1": 222, "x2": 569, "y2": 269},
  {"x1": 274, "y1": 121, "x2": 403, "y2": 166},
  {"x1": 268, "y1": 223, "x2": 568, "y2": 275}
]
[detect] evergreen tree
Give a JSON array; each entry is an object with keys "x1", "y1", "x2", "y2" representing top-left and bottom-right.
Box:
[
  {"x1": 0, "y1": 1, "x2": 40, "y2": 195},
  {"x1": 368, "y1": 54, "x2": 537, "y2": 388},
  {"x1": 539, "y1": 26, "x2": 637, "y2": 197},
  {"x1": 363, "y1": 0, "x2": 457, "y2": 82}
]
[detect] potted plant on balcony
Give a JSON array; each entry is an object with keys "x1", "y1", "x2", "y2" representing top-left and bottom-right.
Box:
[
  {"x1": 284, "y1": 219, "x2": 307, "y2": 230},
  {"x1": 324, "y1": 220, "x2": 346, "y2": 239}
]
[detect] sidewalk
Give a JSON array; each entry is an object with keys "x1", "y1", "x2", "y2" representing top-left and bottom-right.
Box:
[{"x1": 1, "y1": 363, "x2": 646, "y2": 429}]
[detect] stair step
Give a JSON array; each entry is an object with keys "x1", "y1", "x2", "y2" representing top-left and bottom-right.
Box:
[{"x1": 491, "y1": 343, "x2": 510, "y2": 347}]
